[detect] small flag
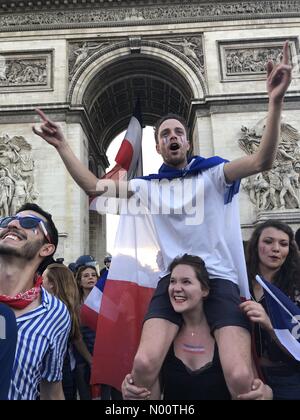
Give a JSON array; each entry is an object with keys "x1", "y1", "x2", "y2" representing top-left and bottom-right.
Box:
[{"x1": 256, "y1": 275, "x2": 300, "y2": 361}]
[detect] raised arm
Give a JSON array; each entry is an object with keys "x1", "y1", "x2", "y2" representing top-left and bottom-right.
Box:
[
  {"x1": 33, "y1": 109, "x2": 99, "y2": 193},
  {"x1": 224, "y1": 41, "x2": 292, "y2": 183},
  {"x1": 33, "y1": 109, "x2": 130, "y2": 198}
]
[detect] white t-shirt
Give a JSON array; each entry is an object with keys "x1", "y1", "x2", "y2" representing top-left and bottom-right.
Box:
[{"x1": 128, "y1": 163, "x2": 249, "y2": 298}]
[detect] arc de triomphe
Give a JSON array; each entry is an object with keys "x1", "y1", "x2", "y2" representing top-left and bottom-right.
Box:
[{"x1": 0, "y1": 0, "x2": 299, "y2": 262}]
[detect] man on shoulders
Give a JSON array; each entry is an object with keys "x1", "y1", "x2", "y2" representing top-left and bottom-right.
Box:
[{"x1": 33, "y1": 42, "x2": 291, "y2": 397}]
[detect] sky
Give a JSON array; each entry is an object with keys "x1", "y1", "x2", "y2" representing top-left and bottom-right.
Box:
[{"x1": 105, "y1": 126, "x2": 163, "y2": 252}]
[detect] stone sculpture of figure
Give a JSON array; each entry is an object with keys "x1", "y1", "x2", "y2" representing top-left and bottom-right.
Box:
[
  {"x1": 166, "y1": 38, "x2": 199, "y2": 62},
  {"x1": 253, "y1": 173, "x2": 269, "y2": 210},
  {"x1": 279, "y1": 163, "x2": 300, "y2": 210},
  {"x1": 243, "y1": 173, "x2": 269, "y2": 210},
  {"x1": 10, "y1": 170, "x2": 28, "y2": 215},
  {"x1": 72, "y1": 42, "x2": 105, "y2": 71},
  {"x1": 266, "y1": 166, "x2": 282, "y2": 210},
  {"x1": 240, "y1": 119, "x2": 300, "y2": 211},
  {"x1": 0, "y1": 56, "x2": 7, "y2": 81},
  {"x1": 0, "y1": 142, "x2": 21, "y2": 175},
  {"x1": 0, "y1": 168, "x2": 15, "y2": 217}
]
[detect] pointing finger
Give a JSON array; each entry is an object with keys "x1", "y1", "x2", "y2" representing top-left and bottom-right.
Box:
[
  {"x1": 35, "y1": 108, "x2": 49, "y2": 123},
  {"x1": 35, "y1": 108, "x2": 57, "y2": 128},
  {"x1": 282, "y1": 41, "x2": 289, "y2": 65},
  {"x1": 266, "y1": 61, "x2": 274, "y2": 77}
]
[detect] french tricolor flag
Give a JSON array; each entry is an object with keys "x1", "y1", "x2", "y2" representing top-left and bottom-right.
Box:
[
  {"x1": 91, "y1": 244, "x2": 159, "y2": 390},
  {"x1": 90, "y1": 100, "x2": 143, "y2": 210},
  {"x1": 84, "y1": 100, "x2": 143, "y2": 332},
  {"x1": 256, "y1": 275, "x2": 300, "y2": 361},
  {"x1": 85, "y1": 101, "x2": 156, "y2": 391}
]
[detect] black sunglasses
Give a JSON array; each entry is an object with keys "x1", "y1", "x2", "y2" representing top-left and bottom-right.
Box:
[{"x1": 0, "y1": 215, "x2": 52, "y2": 244}]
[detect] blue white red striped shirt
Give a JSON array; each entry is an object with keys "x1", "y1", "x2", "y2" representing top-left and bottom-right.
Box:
[{"x1": 8, "y1": 287, "x2": 71, "y2": 400}]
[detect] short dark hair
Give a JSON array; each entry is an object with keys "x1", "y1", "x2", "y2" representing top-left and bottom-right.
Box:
[
  {"x1": 168, "y1": 254, "x2": 210, "y2": 291},
  {"x1": 154, "y1": 114, "x2": 189, "y2": 144},
  {"x1": 16, "y1": 203, "x2": 59, "y2": 274}
]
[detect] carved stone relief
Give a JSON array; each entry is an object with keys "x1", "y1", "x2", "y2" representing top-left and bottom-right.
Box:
[
  {"x1": 161, "y1": 37, "x2": 204, "y2": 74},
  {"x1": 219, "y1": 39, "x2": 298, "y2": 81},
  {"x1": 0, "y1": 135, "x2": 38, "y2": 217},
  {"x1": 240, "y1": 119, "x2": 300, "y2": 211},
  {"x1": 68, "y1": 42, "x2": 109, "y2": 77},
  {"x1": 0, "y1": 51, "x2": 52, "y2": 91},
  {"x1": 68, "y1": 36, "x2": 205, "y2": 81},
  {"x1": 0, "y1": 2, "x2": 300, "y2": 30}
]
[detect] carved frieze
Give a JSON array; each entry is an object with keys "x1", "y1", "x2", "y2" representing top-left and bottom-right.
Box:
[
  {"x1": 240, "y1": 119, "x2": 300, "y2": 211},
  {"x1": 68, "y1": 36, "x2": 206, "y2": 95},
  {"x1": 0, "y1": 2, "x2": 300, "y2": 31},
  {"x1": 0, "y1": 51, "x2": 52, "y2": 91},
  {"x1": 0, "y1": 135, "x2": 38, "y2": 217},
  {"x1": 160, "y1": 37, "x2": 204, "y2": 74},
  {"x1": 219, "y1": 39, "x2": 298, "y2": 82},
  {"x1": 69, "y1": 42, "x2": 109, "y2": 77}
]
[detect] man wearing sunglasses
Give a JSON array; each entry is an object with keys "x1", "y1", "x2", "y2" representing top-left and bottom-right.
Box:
[{"x1": 0, "y1": 203, "x2": 71, "y2": 400}]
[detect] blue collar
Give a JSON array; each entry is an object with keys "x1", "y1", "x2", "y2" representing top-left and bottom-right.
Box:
[{"x1": 140, "y1": 155, "x2": 227, "y2": 180}]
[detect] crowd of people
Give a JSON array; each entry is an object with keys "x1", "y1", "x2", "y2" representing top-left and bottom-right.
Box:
[{"x1": 1, "y1": 41, "x2": 300, "y2": 400}]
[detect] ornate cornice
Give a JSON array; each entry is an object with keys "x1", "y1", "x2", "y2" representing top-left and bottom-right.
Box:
[{"x1": 0, "y1": 1, "x2": 299, "y2": 32}]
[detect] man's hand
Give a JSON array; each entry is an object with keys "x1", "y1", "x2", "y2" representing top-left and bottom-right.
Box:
[
  {"x1": 240, "y1": 301, "x2": 273, "y2": 332},
  {"x1": 122, "y1": 374, "x2": 151, "y2": 400},
  {"x1": 33, "y1": 109, "x2": 66, "y2": 149},
  {"x1": 267, "y1": 41, "x2": 292, "y2": 104},
  {"x1": 238, "y1": 379, "x2": 273, "y2": 400}
]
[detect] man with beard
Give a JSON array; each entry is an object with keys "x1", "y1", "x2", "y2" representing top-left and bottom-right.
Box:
[{"x1": 0, "y1": 203, "x2": 71, "y2": 400}]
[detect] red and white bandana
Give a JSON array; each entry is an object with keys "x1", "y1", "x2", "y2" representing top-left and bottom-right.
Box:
[{"x1": 0, "y1": 276, "x2": 43, "y2": 309}]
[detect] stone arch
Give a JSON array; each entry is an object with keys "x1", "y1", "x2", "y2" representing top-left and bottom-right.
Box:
[
  {"x1": 68, "y1": 40, "x2": 206, "y2": 260},
  {"x1": 69, "y1": 40, "x2": 206, "y2": 151}
]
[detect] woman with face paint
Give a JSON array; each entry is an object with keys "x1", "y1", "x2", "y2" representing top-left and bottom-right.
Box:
[
  {"x1": 122, "y1": 254, "x2": 273, "y2": 400},
  {"x1": 240, "y1": 220, "x2": 300, "y2": 400}
]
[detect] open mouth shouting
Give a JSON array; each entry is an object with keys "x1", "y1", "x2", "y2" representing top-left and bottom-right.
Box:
[{"x1": 169, "y1": 142, "x2": 181, "y2": 151}]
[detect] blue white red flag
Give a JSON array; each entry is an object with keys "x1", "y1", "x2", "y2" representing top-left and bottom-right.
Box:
[
  {"x1": 256, "y1": 275, "x2": 300, "y2": 361},
  {"x1": 83, "y1": 100, "x2": 143, "y2": 331},
  {"x1": 90, "y1": 100, "x2": 143, "y2": 210}
]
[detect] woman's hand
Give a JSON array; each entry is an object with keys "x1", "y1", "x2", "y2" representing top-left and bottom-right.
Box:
[
  {"x1": 121, "y1": 374, "x2": 151, "y2": 400},
  {"x1": 238, "y1": 379, "x2": 273, "y2": 400},
  {"x1": 240, "y1": 300, "x2": 273, "y2": 332}
]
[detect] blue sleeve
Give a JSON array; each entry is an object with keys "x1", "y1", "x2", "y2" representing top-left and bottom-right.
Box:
[
  {"x1": 41, "y1": 307, "x2": 71, "y2": 383},
  {"x1": 0, "y1": 303, "x2": 17, "y2": 400}
]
